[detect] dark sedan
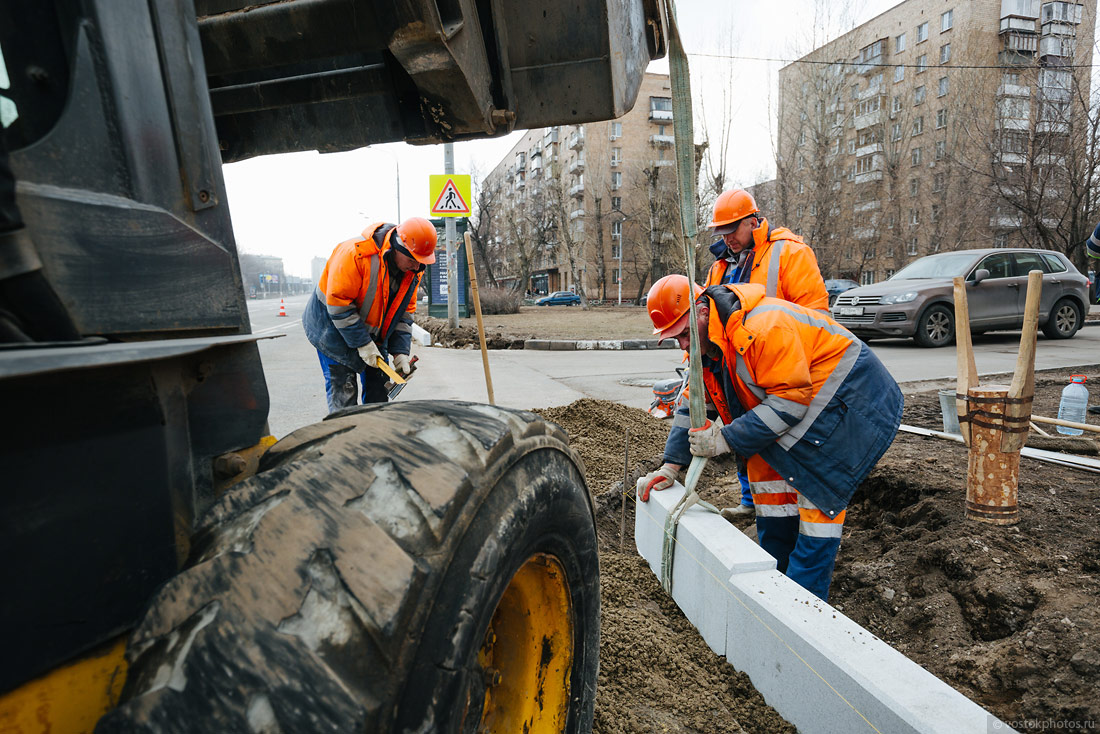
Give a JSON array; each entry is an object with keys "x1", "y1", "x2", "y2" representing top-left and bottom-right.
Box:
[
  {"x1": 536, "y1": 290, "x2": 582, "y2": 306},
  {"x1": 831, "y1": 248, "x2": 1089, "y2": 347}
]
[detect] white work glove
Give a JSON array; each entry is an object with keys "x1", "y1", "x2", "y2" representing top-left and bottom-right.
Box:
[
  {"x1": 688, "y1": 420, "x2": 731, "y2": 458},
  {"x1": 357, "y1": 341, "x2": 382, "y2": 369},
  {"x1": 393, "y1": 353, "x2": 412, "y2": 377},
  {"x1": 639, "y1": 464, "x2": 681, "y2": 502}
]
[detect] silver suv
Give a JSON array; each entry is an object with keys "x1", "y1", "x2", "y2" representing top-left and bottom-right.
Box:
[{"x1": 831, "y1": 248, "x2": 1090, "y2": 347}]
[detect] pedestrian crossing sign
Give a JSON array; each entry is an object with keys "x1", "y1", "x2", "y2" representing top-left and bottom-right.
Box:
[{"x1": 429, "y1": 174, "x2": 472, "y2": 217}]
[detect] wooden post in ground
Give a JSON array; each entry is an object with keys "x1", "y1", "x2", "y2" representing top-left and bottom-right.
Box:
[
  {"x1": 1000, "y1": 271, "x2": 1042, "y2": 454},
  {"x1": 463, "y1": 232, "x2": 495, "y2": 405},
  {"x1": 952, "y1": 276, "x2": 978, "y2": 447}
]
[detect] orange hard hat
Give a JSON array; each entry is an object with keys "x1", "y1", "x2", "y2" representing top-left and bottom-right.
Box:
[
  {"x1": 647, "y1": 274, "x2": 704, "y2": 340},
  {"x1": 397, "y1": 217, "x2": 438, "y2": 264},
  {"x1": 709, "y1": 189, "x2": 759, "y2": 233}
]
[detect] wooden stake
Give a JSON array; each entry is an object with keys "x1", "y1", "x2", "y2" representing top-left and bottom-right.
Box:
[
  {"x1": 620, "y1": 428, "x2": 629, "y2": 551},
  {"x1": 1001, "y1": 271, "x2": 1041, "y2": 453},
  {"x1": 1029, "y1": 421, "x2": 1051, "y2": 437},
  {"x1": 952, "y1": 276, "x2": 979, "y2": 446},
  {"x1": 462, "y1": 232, "x2": 495, "y2": 405},
  {"x1": 1032, "y1": 414, "x2": 1100, "y2": 434}
]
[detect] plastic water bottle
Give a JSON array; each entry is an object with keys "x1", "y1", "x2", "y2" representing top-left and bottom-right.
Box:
[{"x1": 1056, "y1": 375, "x2": 1089, "y2": 436}]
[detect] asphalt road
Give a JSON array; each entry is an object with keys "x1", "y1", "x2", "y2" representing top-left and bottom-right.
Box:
[{"x1": 249, "y1": 294, "x2": 1100, "y2": 439}]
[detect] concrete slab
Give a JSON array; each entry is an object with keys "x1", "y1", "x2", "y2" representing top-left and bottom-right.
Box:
[
  {"x1": 635, "y1": 481, "x2": 776, "y2": 655},
  {"x1": 634, "y1": 480, "x2": 1008, "y2": 734},
  {"x1": 547, "y1": 340, "x2": 577, "y2": 351}
]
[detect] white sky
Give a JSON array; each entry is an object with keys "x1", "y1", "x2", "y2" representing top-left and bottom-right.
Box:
[{"x1": 223, "y1": 0, "x2": 902, "y2": 276}]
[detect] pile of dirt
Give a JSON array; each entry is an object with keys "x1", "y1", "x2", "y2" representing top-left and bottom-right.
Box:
[
  {"x1": 535, "y1": 400, "x2": 793, "y2": 734},
  {"x1": 537, "y1": 367, "x2": 1100, "y2": 731},
  {"x1": 416, "y1": 315, "x2": 526, "y2": 349}
]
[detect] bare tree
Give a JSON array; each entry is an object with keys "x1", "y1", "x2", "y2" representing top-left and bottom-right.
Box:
[{"x1": 469, "y1": 166, "x2": 501, "y2": 288}]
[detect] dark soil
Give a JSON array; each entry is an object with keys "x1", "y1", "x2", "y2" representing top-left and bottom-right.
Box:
[{"x1": 536, "y1": 366, "x2": 1100, "y2": 732}]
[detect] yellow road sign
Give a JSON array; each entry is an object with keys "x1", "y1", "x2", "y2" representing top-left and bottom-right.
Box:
[{"x1": 430, "y1": 174, "x2": 472, "y2": 217}]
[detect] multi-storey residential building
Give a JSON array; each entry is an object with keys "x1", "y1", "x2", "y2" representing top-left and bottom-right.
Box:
[
  {"x1": 777, "y1": 0, "x2": 1095, "y2": 285},
  {"x1": 480, "y1": 73, "x2": 682, "y2": 301}
]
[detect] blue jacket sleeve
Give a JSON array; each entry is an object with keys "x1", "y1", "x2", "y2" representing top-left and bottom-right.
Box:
[{"x1": 1088, "y1": 221, "x2": 1100, "y2": 260}]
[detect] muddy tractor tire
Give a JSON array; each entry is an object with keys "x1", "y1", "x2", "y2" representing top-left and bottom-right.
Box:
[{"x1": 95, "y1": 401, "x2": 599, "y2": 734}]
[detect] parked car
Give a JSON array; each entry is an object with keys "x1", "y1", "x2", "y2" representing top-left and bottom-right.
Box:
[
  {"x1": 830, "y1": 248, "x2": 1090, "y2": 347},
  {"x1": 536, "y1": 290, "x2": 582, "y2": 306},
  {"x1": 824, "y1": 278, "x2": 860, "y2": 306}
]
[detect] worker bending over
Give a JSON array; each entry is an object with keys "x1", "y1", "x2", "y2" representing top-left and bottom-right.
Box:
[
  {"x1": 640, "y1": 275, "x2": 903, "y2": 600},
  {"x1": 305, "y1": 217, "x2": 436, "y2": 412}
]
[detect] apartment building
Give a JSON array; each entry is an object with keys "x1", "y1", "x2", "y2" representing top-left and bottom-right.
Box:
[
  {"x1": 480, "y1": 73, "x2": 681, "y2": 301},
  {"x1": 777, "y1": 0, "x2": 1095, "y2": 285}
]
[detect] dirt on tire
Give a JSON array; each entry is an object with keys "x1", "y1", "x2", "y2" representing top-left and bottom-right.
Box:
[{"x1": 536, "y1": 366, "x2": 1100, "y2": 731}]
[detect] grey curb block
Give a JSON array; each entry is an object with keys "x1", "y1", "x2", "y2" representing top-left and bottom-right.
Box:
[
  {"x1": 524, "y1": 338, "x2": 677, "y2": 350},
  {"x1": 636, "y1": 481, "x2": 1009, "y2": 734}
]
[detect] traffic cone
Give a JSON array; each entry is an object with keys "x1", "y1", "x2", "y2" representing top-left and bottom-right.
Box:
[{"x1": 277, "y1": 299, "x2": 287, "y2": 317}]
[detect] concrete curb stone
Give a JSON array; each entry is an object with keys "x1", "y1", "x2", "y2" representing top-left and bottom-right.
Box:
[{"x1": 524, "y1": 338, "x2": 677, "y2": 350}]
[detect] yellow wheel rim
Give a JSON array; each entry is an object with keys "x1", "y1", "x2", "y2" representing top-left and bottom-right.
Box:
[{"x1": 477, "y1": 553, "x2": 574, "y2": 733}]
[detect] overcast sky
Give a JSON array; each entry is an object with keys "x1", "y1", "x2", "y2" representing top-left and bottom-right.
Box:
[{"x1": 223, "y1": 0, "x2": 902, "y2": 276}]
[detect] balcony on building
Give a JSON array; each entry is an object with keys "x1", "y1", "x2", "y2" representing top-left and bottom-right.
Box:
[
  {"x1": 515, "y1": 170, "x2": 526, "y2": 188},
  {"x1": 649, "y1": 109, "x2": 673, "y2": 122},
  {"x1": 853, "y1": 170, "x2": 883, "y2": 184},
  {"x1": 999, "y1": 81, "x2": 1032, "y2": 97},
  {"x1": 649, "y1": 96, "x2": 674, "y2": 122},
  {"x1": 1039, "y1": 34, "x2": 1076, "y2": 59},
  {"x1": 569, "y1": 181, "x2": 585, "y2": 198},
  {"x1": 1000, "y1": 0, "x2": 1039, "y2": 24},
  {"x1": 999, "y1": 30, "x2": 1039, "y2": 65},
  {"x1": 1036, "y1": 120, "x2": 1070, "y2": 134},
  {"x1": 990, "y1": 214, "x2": 1024, "y2": 228},
  {"x1": 569, "y1": 208, "x2": 585, "y2": 220},
  {"x1": 1000, "y1": 151, "x2": 1027, "y2": 164},
  {"x1": 854, "y1": 109, "x2": 883, "y2": 130},
  {"x1": 568, "y1": 129, "x2": 585, "y2": 150},
  {"x1": 855, "y1": 38, "x2": 886, "y2": 75},
  {"x1": 650, "y1": 134, "x2": 675, "y2": 147},
  {"x1": 1042, "y1": 1, "x2": 1083, "y2": 24},
  {"x1": 515, "y1": 152, "x2": 526, "y2": 171},
  {"x1": 854, "y1": 199, "x2": 881, "y2": 213},
  {"x1": 651, "y1": 159, "x2": 674, "y2": 167},
  {"x1": 853, "y1": 227, "x2": 876, "y2": 240},
  {"x1": 569, "y1": 155, "x2": 585, "y2": 174},
  {"x1": 856, "y1": 142, "x2": 883, "y2": 157},
  {"x1": 997, "y1": 116, "x2": 1030, "y2": 131}
]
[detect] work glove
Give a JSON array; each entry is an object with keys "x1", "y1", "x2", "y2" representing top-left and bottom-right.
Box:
[
  {"x1": 639, "y1": 464, "x2": 680, "y2": 502},
  {"x1": 357, "y1": 341, "x2": 382, "y2": 369},
  {"x1": 393, "y1": 353, "x2": 413, "y2": 377},
  {"x1": 688, "y1": 420, "x2": 731, "y2": 458}
]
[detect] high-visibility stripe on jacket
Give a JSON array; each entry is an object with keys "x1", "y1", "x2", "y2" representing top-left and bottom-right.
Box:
[
  {"x1": 704, "y1": 218, "x2": 829, "y2": 312},
  {"x1": 304, "y1": 223, "x2": 423, "y2": 370},
  {"x1": 1088, "y1": 221, "x2": 1100, "y2": 260}
]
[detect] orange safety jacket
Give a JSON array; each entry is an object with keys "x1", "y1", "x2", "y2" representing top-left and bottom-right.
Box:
[
  {"x1": 664, "y1": 283, "x2": 902, "y2": 516},
  {"x1": 704, "y1": 218, "x2": 829, "y2": 312},
  {"x1": 304, "y1": 223, "x2": 423, "y2": 369}
]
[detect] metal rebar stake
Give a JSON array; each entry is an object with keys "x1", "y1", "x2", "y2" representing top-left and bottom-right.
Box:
[{"x1": 619, "y1": 428, "x2": 629, "y2": 551}]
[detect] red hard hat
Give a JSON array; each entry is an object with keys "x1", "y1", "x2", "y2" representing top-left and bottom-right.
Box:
[
  {"x1": 397, "y1": 217, "x2": 438, "y2": 264},
  {"x1": 647, "y1": 274, "x2": 704, "y2": 340},
  {"x1": 709, "y1": 189, "x2": 759, "y2": 233}
]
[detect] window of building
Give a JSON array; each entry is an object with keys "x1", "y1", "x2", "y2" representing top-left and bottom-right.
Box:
[
  {"x1": 940, "y1": 43, "x2": 951, "y2": 64},
  {"x1": 832, "y1": 137, "x2": 841, "y2": 155},
  {"x1": 611, "y1": 242, "x2": 621, "y2": 259},
  {"x1": 994, "y1": 233, "x2": 1008, "y2": 248},
  {"x1": 910, "y1": 178, "x2": 919, "y2": 196},
  {"x1": 936, "y1": 108, "x2": 947, "y2": 128},
  {"x1": 908, "y1": 237, "x2": 919, "y2": 255},
  {"x1": 798, "y1": 154, "x2": 805, "y2": 170},
  {"x1": 896, "y1": 33, "x2": 907, "y2": 52},
  {"x1": 844, "y1": 246, "x2": 855, "y2": 259},
  {"x1": 809, "y1": 203, "x2": 818, "y2": 216},
  {"x1": 851, "y1": 84, "x2": 859, "y2": 100},
  {"x1": 910, "y1": 208, "x2": 920, "y2": 225},
  {"x1": 933, "y1": 172, "x2": 945, "y2": 191},
  {"x1": 888, "y1": 215, "x2": 897, "y2": 229},
  {"x1": 611, "y1": 221, "x2": 622, "y2": 239},
  {"x1": 610, "y1": 147, "x2": 622, "y2": 166},
  {"x1": 911, "y1": 147, "x2": 923, "y2": 166},
  {"x1": 916, "y1": 54, "x2": 927, "y2": 72},
  {"x1": 610, "y1": 121, "x2": 622, "y2": 140},
  {"x1": 848, "y1": 138, "x2": 856, "y2": 154},
  {"x1": 934, "y1": 139, "x2": 945, "y2": 159},
  {"x1": 917, "y1": 21, "x2": 928, "y2": 42},
  {"x1": 797, "y1": 205, "x2": 804, "y2": 217},
  {"x1": 856, "y1": 155, "x2": 875, "y2": 174},
  {"x1": 891, "y1": 122, "x2": 902, "y2": 141},
  {"x1": 861, "y1": 271, "x2": 875, "y2": 285},
  {"x1": 938, "y1": 76, "x2": 949, "y2": 97},
  {"x1": 913, "y1": 116, "x2": 924, "y2": 135},
  {"x1": 931, "y1": 204, "x2": 941, "y2": 223},
  {"x1": 856, "y1": 97, "x2": 881, "y2": 116},
  {"x1": 894, "y1": 65, "x2": 905, "y2": 83},
  {"x1": 858, "y1": 129, "x2": 877, "y2": 146},
  {"x1": 650, "y1": 96, "x2": 672, "y2": 112},
  {"x1": 914, "y1": 85, "x2": 926, "y2": 104},
  {"x1": 942, "y1": 9, "x2": 954, "y2": 32},
  {"x1": 893, "y1": 95, "x2": 902, "y2": 113},
  {"x1": 886, "y1": 268, "x2": 896, "y2": 278},
  {"x1": 1004, "y1": 71, "x2": 1020, "y2": 87},
  {"x1": 798, "y1": 129, "x2": 806, "y2": 145},
  {"x1": 798, "y1": 181, "x2": 804, "y2": 194},
  {"x1": 611, "y1": 171, "x2": 622, "y2": 189}
]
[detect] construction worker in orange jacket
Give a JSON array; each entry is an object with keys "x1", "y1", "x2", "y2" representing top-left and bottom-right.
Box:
[
  {"x1": 640, "y1": 275, "x2": 903, "y2": 600},
  {"x1": 304, "y1": 217, "x2": 436, "y2": 412},
  {"x1": 703, "y1": 188, "x2": 830, "y2": 517}
]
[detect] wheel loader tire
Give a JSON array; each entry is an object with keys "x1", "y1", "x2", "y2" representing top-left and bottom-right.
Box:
[{"x1": 95, "y1": 401, "x2": 598, "y2": 734}]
